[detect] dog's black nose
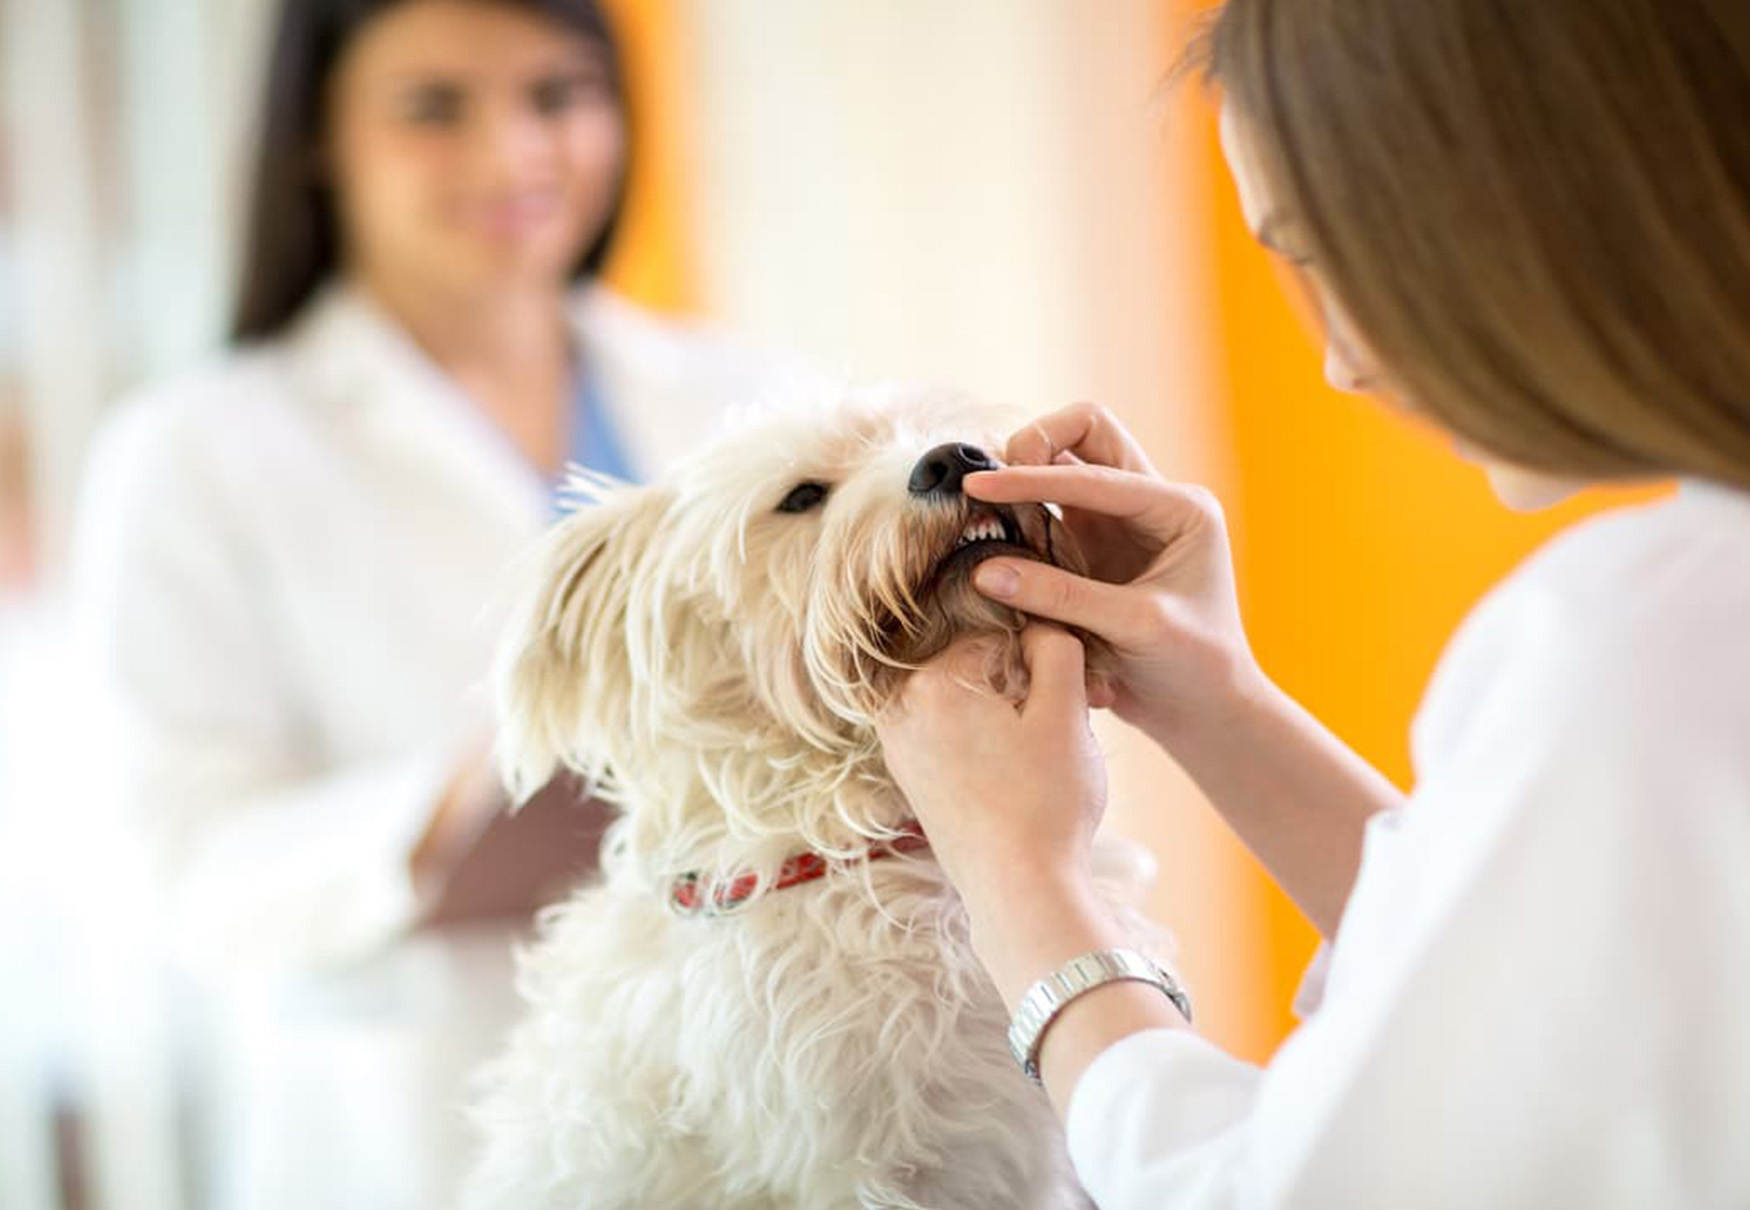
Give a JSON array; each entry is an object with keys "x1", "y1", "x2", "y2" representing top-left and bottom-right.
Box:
[{"x1": 908, "y1": 443, "x2": 997, "y2": 497}]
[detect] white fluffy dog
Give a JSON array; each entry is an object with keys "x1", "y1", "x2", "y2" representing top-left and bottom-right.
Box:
[{"x1": 466, "y1": 395, "x2": 1171, "y2": 1210}]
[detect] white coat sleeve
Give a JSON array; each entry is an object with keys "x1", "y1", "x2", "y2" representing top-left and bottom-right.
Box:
[
  {"x1": 1064, "y1": 645, "x2": 1750, "y2": 1209},
  {"x1": 70, "y1": 400, "x2": 459, "y2": 975}
]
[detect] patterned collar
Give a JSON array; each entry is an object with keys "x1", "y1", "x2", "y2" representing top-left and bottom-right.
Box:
[{"x1": 669, "y1": 821, "x2": 931, "y2": 917}]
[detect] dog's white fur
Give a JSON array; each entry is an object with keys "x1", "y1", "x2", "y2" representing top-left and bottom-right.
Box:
[{"x1": 465, "y1": 394, "x2": 1173, "y2": 1210}]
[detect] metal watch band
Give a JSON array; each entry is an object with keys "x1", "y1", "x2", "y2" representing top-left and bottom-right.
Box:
[{"x1": 1007, "y1": 947, "x2": 1193, "y2": 1084}]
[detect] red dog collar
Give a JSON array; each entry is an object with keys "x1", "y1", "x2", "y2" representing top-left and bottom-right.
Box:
[{"x1": 670, "y1": 821, "x2": 931, "y2": 916}]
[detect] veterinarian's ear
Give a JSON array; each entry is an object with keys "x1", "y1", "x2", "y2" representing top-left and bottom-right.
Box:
[{"x1": 493, "y1": 485, "x2": 672, "y2": 805}]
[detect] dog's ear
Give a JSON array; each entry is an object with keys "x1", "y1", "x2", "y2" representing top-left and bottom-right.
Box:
[{"x1": 493, "y1": 484, "x2": 672, "y2": 805}]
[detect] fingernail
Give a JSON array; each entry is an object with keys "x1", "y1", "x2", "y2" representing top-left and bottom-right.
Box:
[{"x1": 974, "y1": 563, "x2": 1019, "y2": 598}]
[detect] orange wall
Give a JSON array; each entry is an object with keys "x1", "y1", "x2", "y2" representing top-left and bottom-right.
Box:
[{"x1": 599, "y1": 0, "x2": 693, "y2": 313}]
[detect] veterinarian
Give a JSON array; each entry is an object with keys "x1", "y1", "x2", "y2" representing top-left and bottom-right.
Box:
[
  {"x1": 879, "y1": 1, "x2": 1750, "y2": 1205},
  {"x1": 68, "y1": 1, "x2": 797, "y2": 1206}
]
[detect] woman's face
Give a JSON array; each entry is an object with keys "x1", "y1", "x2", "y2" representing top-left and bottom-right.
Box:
[
  {"x1": 1217, "y1": 103, "x2": 1585, "y2": 512},
  {"x1": 325, "y1": 0, "x2": 625, "y2": 298}
]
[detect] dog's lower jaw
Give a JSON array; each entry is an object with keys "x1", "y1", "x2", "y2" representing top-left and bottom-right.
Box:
[{"x1": 464, "y1": 854, "x2": 1112, "y2": 1210}]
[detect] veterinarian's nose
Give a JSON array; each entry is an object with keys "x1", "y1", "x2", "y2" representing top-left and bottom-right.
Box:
[{"x1": 908, "y1": 443, "x2": 997, "y2": 497}]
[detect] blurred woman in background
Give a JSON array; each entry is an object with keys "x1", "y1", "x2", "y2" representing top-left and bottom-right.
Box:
[{"x1": 70, "y1": 1, "x2": 790, "y2": 1205}]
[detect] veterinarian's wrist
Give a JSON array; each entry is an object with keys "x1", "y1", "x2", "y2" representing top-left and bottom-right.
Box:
[
  {"x1": 1137, "y1": 652, "x2": 1275, "y2": 755},
  {"x1": 964, "y1": 869, "x2": 1123, "y2": 1011},
  {"x1": 955, "y1": 848, "x2": 1093, "y2": 923},
  {"x1": 966, "y1": 869, "x2": 1196, "y2": 1112}
]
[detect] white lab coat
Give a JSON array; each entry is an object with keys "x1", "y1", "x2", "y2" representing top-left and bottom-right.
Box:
[
  {"x1": 69, "y1": 282, "x2": 803, "y2": 1209},
  {"x1": 1065, "y1": 480, "x2": 1750, "y2": 1208}
]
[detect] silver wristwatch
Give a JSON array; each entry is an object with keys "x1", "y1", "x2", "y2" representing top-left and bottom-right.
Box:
[{"x1": 1007, "y1": 947, "x2": 1193, "y2": 1084}]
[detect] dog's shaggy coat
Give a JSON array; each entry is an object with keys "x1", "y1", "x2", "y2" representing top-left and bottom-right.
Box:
[{"x1": 466, "y1": 396, "x2": 1172, "y2": 1210}]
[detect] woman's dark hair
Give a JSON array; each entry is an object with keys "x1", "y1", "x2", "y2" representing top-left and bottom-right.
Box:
[{"x1": 231, "y1": 0, "x2": 628, "y2": 342}]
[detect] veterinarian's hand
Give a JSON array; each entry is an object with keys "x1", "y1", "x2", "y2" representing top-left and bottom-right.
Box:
[
  {"x1": 410, "y1": 738, "x2": 505, "y2": 897},
  {"x1": 877, "y1": 624, "x2": 1108, "y2": 919},
  {"x1": 965, "y1": 402, "x2": 1265, "y2": 746},
  {"x1": 879, "y1": 624, "x2": 1191, "y2": 1106}
]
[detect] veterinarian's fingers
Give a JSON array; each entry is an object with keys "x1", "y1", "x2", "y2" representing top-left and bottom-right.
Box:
[
  {"x1": 1087, "y1": 669, "x2": 1118, "y2": 710},
  {"x1": 1018, "y1": 624, "x2": 1088, "y2": 721},
  {"x1": 966, "y1": 464, "x2": 1217, "y2": 548},
  {"x1": 977, "y1": 560, "x2": 1149, "y2": 647},
  {"x1": 1001, "y1": 402, "x2": 1157, "y2": 475}
]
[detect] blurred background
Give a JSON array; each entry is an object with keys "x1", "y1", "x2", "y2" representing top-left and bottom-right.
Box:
[{"x1": 0, "y1": 0, "x2": 1634, "y2": 1206}]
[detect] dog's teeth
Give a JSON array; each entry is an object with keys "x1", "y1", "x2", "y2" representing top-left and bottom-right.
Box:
[{"x1": 957, "y1": 512, "x2": 1011, "y2": 550}]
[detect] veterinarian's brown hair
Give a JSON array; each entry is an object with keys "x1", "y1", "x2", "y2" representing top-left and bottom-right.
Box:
[
  {"x1": 232, "y1": 0, "x2": 629, "y2": 343},
  {"x1": 1189, "y1": 0, "x2": 1750, "y2": 490}
]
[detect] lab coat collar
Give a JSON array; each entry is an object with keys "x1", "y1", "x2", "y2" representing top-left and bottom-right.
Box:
[
  {"x1": 1676, "y1": 476, "x2": 1750, "y2": 519},
  {"x1": 565, "y1": 285, "x2": 731, "y2": 484},
  {"x1": 282, "y1": 278, "x2": 746, "y2": 530},
  {"x1": 286, "y1": 281, "x2": 555, "y2": 536}
]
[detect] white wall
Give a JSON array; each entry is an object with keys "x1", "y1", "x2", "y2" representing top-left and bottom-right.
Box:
[
  {"x1": 1, "y1": 0, "x2": 275, "y2": 595},
  {"x1": 0, "y1": 3, "x2": 276, "y2": 1206}
]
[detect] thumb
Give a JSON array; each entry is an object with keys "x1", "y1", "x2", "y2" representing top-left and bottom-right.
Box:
[
  {"x1": 974, "y1": 558, "x2": 1135, "y2": 644},
  {"x1": 1018, "y1": 623, "x2": 1088, "y2": 722}
]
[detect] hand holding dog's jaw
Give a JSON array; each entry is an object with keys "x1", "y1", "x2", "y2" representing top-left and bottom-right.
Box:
[
  {"x1": 875, "y1": 624, "x2": 1111, "y2": 920},
  {"x1": 963, "y1": 404, "x2": 1265, "y2": 747}
]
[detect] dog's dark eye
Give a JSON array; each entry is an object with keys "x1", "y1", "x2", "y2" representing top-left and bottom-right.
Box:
[{"x1": 776, "y1": 481, "x2": 830, "y2": 514}]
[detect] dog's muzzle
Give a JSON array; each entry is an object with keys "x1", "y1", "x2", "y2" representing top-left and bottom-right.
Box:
[{"x1": 908, "y1": 442, "x2": 998, "y2": 499}]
